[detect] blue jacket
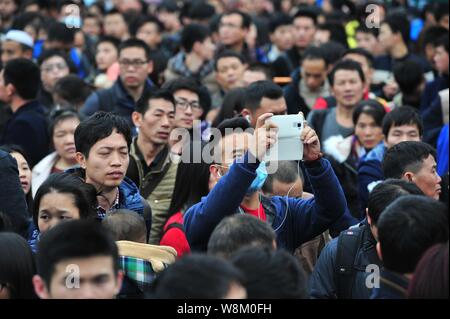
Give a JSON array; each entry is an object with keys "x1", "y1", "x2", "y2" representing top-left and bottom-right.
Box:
[
  {"x1": 184, "y1": 152, "x2": 353, "y2": 252},
  {"x1": 0, "y1": 100, "x2": 50, "y2": 167},
  {"x1": 370, "y1": 269, "x2": 410, "y2": 299},
  {"x1": 357, "y1": 143, "x2": 385, "y2": 217},
  {"x1": 421, "y1": 75, "x2": 449, "y2": 114},
  {"x1": 0, "y1": 150, "x2": 29, "y2": 236}
]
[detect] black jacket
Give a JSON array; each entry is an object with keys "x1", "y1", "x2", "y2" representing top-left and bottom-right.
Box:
[{"x1": 283, "y1": 69, "x2": 310, "y2": 116}]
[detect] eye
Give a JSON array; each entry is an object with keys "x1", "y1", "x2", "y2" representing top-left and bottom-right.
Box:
[{"x1": 39, "y1": 214, "x2": 49, "y2": 220}]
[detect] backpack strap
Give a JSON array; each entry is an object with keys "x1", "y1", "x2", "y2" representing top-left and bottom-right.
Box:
[
  {"x1": 334, "y1": 227, "x2": 365, "y2": 299},
  {"x1": 165, "y1": 222, "x2": 184, "y2": 233}
]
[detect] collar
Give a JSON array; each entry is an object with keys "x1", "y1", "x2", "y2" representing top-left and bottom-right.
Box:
[
  {"x1": 11, "y1": 100, "x2": 42, "y2": 116},
  {"x1": 132, "y1": 138, "x2": 170, "y2": 173}
]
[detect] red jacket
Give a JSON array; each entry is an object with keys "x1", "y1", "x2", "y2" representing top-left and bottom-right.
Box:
[{"x1": 160, "y1": 212, "x2": 191, "y2": 258}]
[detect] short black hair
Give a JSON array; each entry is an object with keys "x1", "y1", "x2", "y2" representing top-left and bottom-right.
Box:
[
  {"x1": 382, "y1": 106, "x2": 423, "y2": 138},
  {"x1": 328, "y1": 59, "x2": 365, "y2": 87},
  {"x1": 151, "y1": 254, "x2": 244, "y2": 299},
  {"x1": 3, "y1": 58, "x2": 40, "y2": 100},
  {"x1": 118, "y1": 38, "x2": 152, "y2": 62},
  {"x1": 48, "y1": 108, "x2": 81, "y2": 141},
  {"x1": 162, "y1": 77, "x2": 201, "y2": 97},
  {"x1": 33, "y1": 172, "x2": 98, "y2": 230},
  {"x1": 46, "y1": 21, "x2": 75, "y2": 44},
  {"x1": 377, "y1": 195, "x2": 448, "y2": 273},
  {"x1": 246, "y1": 62, "x2": 273, "y2": 80},
  {"x1": 181, "y1": 23, "x2": 210, "y2": 53},
  {"x1": 356, "y1": 23, "x2": 379, "y2": 38},
  {"x1": 435, "y1": 34, "x2": 449, "y2": 54},
  {"x1": 382, "y1": 12, "x2": 410, "y2": 44},
  {"x1": 207, "y1": 214, "x2": 276, "y2": 259},
  {"x1": 130, "y1": 15, "x2": 164, "y2": 36},
  {"x1": 74, "y1": 112, "x2": 132, "y2": 158},
  {"x1": 214, "y1": 50, "x2": 247, "y2": 71},
  {"x1": 352, "y1": 99, "x2": 386, "y2": 127},
  {"x1": 53, "y1": 74, "x2": 93, "y2": 107},
  {"x1": 317, "y1": 22, "x2": 348, "y2": 48},
  {"x1": 102, "y1": 209, "x2": 147, "y2": 242},
  {"x1": 383, "y1": 141, "x2": 437, "y2": 180},
  {"x1": 343, "y1": 47, "x2": 375, "y2": 68},
  {"x1": 0, "y1": 232, "x2": 37, "y2": 299},
  {"x1": 393, "y1": 61, "x2": 424, "y2": 96},
  {"x1": 301, "y1": 45, "x2": 327, "y2": 66},
  {"x1": 187, "y1": 1, "x2": 216, "y2": 21},
  {"x1": 263, "y1": 161, "x2": 304, "y2": 194},
  {"x1": 367, "y1": 179, "x2": 424, "y2": 225},
  {"x1": 293, "y1": 7, "x2": 318, "y2": 25},
  {"x1": 37, "y1": 49, "x2": 77, "y2": 73},
  {"x1": 36, "y1": 220, "x2": 120, "y2": 288},
  {"x1": 244, "y1": 80, "x2": 284, "y2": 112},
  {"x1": 320, "y1": 41, "x2": 346, "y2": 66},
  {"x1": 135, "y1": 89, "x2": 175, "y2": 115},
  {"x1": 96, "y1": 35, "x2": 121, "y2": 51},
  {"x1": 269, "y1": 13, "x2": 292, "y2": 33},
  {"x1": 231, "y1": 246, "x2": 308, "y2": 299},
  {"x1": 221, "y1": 10, "x2": 252, "y2": 29},
  {"x1": 421, "y1": 26, "x2": 448, "y2": 52},
  {"x1": 156, "y1": 0, "x2": 179, "y2": 13}
]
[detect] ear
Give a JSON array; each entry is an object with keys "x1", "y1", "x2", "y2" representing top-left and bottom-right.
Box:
[
  {"x1": 376, "y1": 242, "x2": 383, "y2": 261},
  {"x1": 403, "y1": 172, "x2": 415, "y2": 183},
  {"x1": 6, "y1": 83, "x2": 15, "y2": 97},
  {"x1": 366, "y1": 208, "x2": 372, "y2": 226},
  {"x1": 147, "y1": 60, "x2": 154, "y2": 75},
  {"x1": 75, "y1": 152, "x2": 87, "y2": 170},
  {"x1": 24, "y1": 50, "x2": 33, "y2": 60},
  {"x1": 114, "y1": 271, "x2": 124, "y2": 297},
  {"x1": 32, "y1": 275, "x2": 50, "y2": 299},
  {"x1": 240, "y1": 108, "x2": 252, "y2": 123},
  {"x1": 131, "y1": 111, "x2": 142, "y2": 128}
]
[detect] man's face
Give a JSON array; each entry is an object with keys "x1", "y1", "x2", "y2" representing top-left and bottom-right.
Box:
[
  {"x1": 219, "y1": 14, "x2": 247, "y2": 47},
  {"x1": 293, "y1": 17, "x2": 316, "y2": 49},
  {"x1": 301, "y1": 58, "x2": 327, "y2": 92},
  {"x1": 313, "y1": 29, "x2": 330, "y2": 45},
  {"x1": 40, "y1": 55, "x2": 70, "y2": 92},
  {"x1": 242, "y1": 70, "x2": 268, "y2": 86},
  {"x1": 270, "y1": 25, "x2": 294, "y2": 51},
  {"x1": 96, "y1": 42, "x2": 118, "y2": 71},
  {"x1": 173, "y1": 89, "x2": 200, "y2": 129},
  {"x1": 379, "y1": 23, "x2": 395, "y2": 52},
  {"x1": 331, "y1": 70, "x2": 365, "y2": 109},
  {"x1": 215, "y1": 132, "x2": 252, "y2": 177},
  {"x1": 196, "y1": 37, "x2": 216, "y2": 61},
  {"x1": 119, "y1": 47, "x2": 153, "y2": 90},
  {"x1": 216, "y1": 57, "x2": 246, "y2": 91},
  {"x1": 136, "y1": 22, "x2": 161, "y2": 49},
  {"x1": 134, "y1": 98, "x2": 175, "y2": 145},
  {"x1": 407, "y1": 155, "x2": 442, "y2": 200},
  {"x1": 354, "y1": 113, "x2": 383, "y2": 150},
  {"x1": 343, "y1": 54, "x2": 373, "y2": 89},
  {"x1": 104, "y1": 13, "x2": 128, "y2": 40},
  {"x1": 249, "y1": 97, "x2": 287, "y2": 128},
  {"x1": 434, "y1": 46, "x2": 449, "y2": 75},
  {"x1": 77, "y1": 130, "x2": 130, "y2": 191},
  {"x1": 83, "y1": 17, "x2": 101, "y2": 37},
  {"x1": 34, "y1": 256, "x2": 122, "y2": 299},
  {"x1": 0, "y1": 70, "x2": 12, "y2": 103},
  {"x1": 385, "y1": 124, "x2": 421, "y2": 149},
  {"x1": 0, "y1": 0, "x2": 16, "y2": 20},
  {"x1": 356, "y1": 31, "x2": 378, "y2": 53},
  {"x1": 1, "y1": 41, "x2": 31, "y2": 64}
]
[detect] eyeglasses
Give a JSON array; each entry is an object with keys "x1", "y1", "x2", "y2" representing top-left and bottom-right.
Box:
[
  {"x1": 119, "y1": 59, "x2": 149, "y2": 68},
  {"x1": 175, "y1": 99, "x2": 201, "y2": 111},
  {"x1": 41, "y1": 63, "x2": 68, "y2": 73}
]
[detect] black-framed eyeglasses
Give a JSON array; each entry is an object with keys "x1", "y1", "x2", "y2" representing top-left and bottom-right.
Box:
[
  {"x1": 118, "y1": 59, "x2": 149, "y2": 68},
  {"x1": 175, "y1": 99, "x2": 201, "y2": 111}
]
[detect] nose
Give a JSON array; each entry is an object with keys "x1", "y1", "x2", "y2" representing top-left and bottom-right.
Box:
[
  {"x1": 78, "y1": 284, "x2": 98, "y2": 299},
  {"x1": 64, "y1": 134, "x2": 75, "y2": 145},
  {"x1": 110, "y1": 151, "x2": 123, "y2": 167}
]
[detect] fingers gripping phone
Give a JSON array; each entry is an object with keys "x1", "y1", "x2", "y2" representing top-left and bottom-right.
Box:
[{"x1": 264, "y1": 114, "x2": 304, "y2": 162}]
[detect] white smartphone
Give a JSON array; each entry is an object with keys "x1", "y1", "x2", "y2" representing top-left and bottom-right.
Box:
[{"x1": 264, "y1": 114, "x2": 304, "y2": 162}]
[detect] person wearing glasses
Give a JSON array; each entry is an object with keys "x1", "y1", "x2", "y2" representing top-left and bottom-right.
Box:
[{"x1": 80, "y1": 39, "x2": 155, "y2": 133}]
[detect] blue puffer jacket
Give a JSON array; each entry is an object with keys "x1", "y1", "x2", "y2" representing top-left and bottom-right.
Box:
[
  {"x1": 357, "y1": 143, "x2": 386, "y2": 218},
  {"x1": 184, "y1": 152, "x2": 355, "y2": 252}
]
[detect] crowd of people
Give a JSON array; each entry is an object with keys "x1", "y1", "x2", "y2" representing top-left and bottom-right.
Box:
[{"x1": 0, "y1": 0, "x2": 448, "y2": 300}]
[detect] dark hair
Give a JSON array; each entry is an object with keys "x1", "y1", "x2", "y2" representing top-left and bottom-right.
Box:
[
  {"x1": 74, "y1": 112, "x2": 132, "y2": 158},
  {"x1": 421, "y1": 26, "x2": 448, "y2": 53},
  {"x1": 382, "y1": 12, "x2": 410, "y2": 44},
  {"x1": 3, "y1": 58, "x2": 40, "y2": 100},
  {"x1": 197, "y1": 84, "x2": 212, "y2": 121},
  {"x1": 269, "y1": 13, "x2": 292, "y2": 33},
  {"x1": 293, "y1": 7, "x2": 318, "y2": 25},
  {"x1": 181, "y1": 23, "x2": 210, "y2": 53},
  {"x1": 0, "y1": 211, "x2": 12, "y2": 232},
  {"x1": 0, "y1": 232, "x2": 37, "y2": 299},
  {"x1": 320, "y1": 41, "x2": 347, "y2": 66},
  {"x1": 383, "y1": 141, "x2": 437, "y2": 180},
  {"x1": 118, "y1": 38, "x2": 152, "y2": 62},
  {"x1": 96, "y1": 35, "x2": 121, "y2": 52},
  {"x1": 367, "y1": 179, "x2": 424, "y2": 225},
  {"x1": 221, "y1": 10, "x2": 252, "y2": 29},
  {"x1": 37, "y1": 49, "x2": 77, "y2": 74},
  {"x1": 162, "y1": 77, "x2": 201, "y2": 97},
  {"x1": 130, "y1": 15, "x2": 164, "y2": 36},
  {"x1": 48, "y1": 108, "x2": 81, "y2": 141},
  {"x1": 231, "y1": 246, "x2": 308, "y2": 299},
  {"x1": 377, "y1": 195, "x2": 448, "y2": 273},
  {"x1": 435, "y1": 34, "x2": 449, "y2": 54},
  {"x1": 136, "y1": 89, "x2": 175, "y2": 115},
  {"x1": 352, "y1": 99, "x2": 386, "y2": 127},
  {"x1": 328, "y1": 59, "x2": 365, "y2": 87},
  {"x1": 36, "y1": 220, "x2": 120, "y2": 287},
  {"x1": 433, "y1": 2, "x2": 449, "y2": 25},
  {"x1": 151, "y1": 254, "x2": 244, "y2": 299},
  {"x1": 408, "y1": 241, "x2": 449, "y2": 299},
  {"x1": 102, "y1": 209, "x2": 147, "y2": 242},
  {"x1": 0, "y1": 144, "x2": 30, "y2": 166},
  {"x1": 214, "y1": 50, "x2": 247, "y2": 71},
  {"x1": 301, "y1": 45, "x2": 327, "y2": 66},
  {"x1": 53, "y1": 75, "x2": 93, "y2": 107},
  {"x1": 187, "y1": 2, "x2": 216, "y2": 21},
  {"x1": 246, "y1": 62, "x2": 273, "y2": 80},
  {"x1": 317, "y1": 22, "x2": 348, "y2": 48},
  {"x1": 212, "y1": 88, "x2": 246, "y2": 128},
  {"x1": 355, "y1": 23, "x2": 379, "y2": 38},
  {"x1": 208, "y1": 215, "x2": 276, "y2": 259},
  {"x1": 244, "y1": 80, "x2": 284, "y2": 112},
  {"x1": 156, "y1": 0, "x2": 179, "y2": 13},
  {"x1": 393, "y1": 61, "x2": 424, "y2": 96},
  {"x1": 33, "y1": 172, "x2": 98, "y2": 230},
  {"x1": 263, "y1": 161, "x2": 304, "y2": 194},
  {"x1": 47, "y1": 21, "x2": 75, "y2": 44},
  {"x1": 343, "y1": 47, "x2": 374, "y2": 68},
  {"x1": 382, "y1": 106, "x2": 423, "y2": 138}
]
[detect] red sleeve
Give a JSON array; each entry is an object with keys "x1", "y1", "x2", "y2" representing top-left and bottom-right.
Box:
[
  {"x1": 160, "y1": 228, "x2": 191, "y2": 258},
  {"x1": 313, "y1": 97, "x2": 328, "y2": 110}
]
